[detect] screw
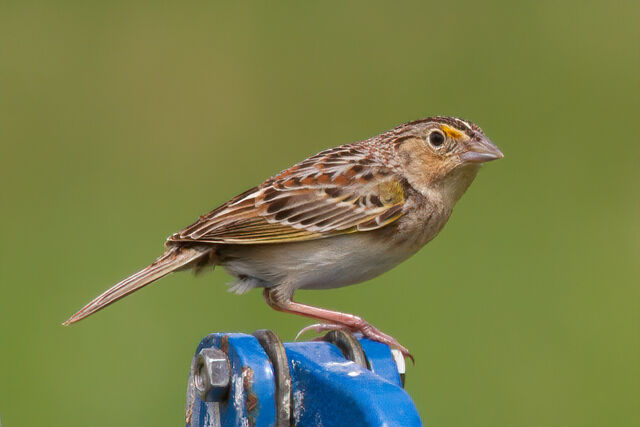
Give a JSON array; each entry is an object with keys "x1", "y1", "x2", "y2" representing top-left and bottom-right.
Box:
[{"x1": 193, "y1": 348, "x2": 231, "y2": 402}]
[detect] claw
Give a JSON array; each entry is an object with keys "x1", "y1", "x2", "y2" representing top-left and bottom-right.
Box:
[
  {"x1": 376, "y1": 336, "x2": 414, "y2": 365},
  {"x1": 295, "y1": 323, "x2": 348, "y2": 341},
  {"x1": 296, "y1": 322, "x2": 415, "y2": 364}
]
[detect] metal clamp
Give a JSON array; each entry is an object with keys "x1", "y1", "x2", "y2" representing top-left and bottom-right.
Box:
[
  {"x1": 185, "y1": 330, "x2": 420, "y2": 427},
  {"x1": 252, "y1": 329, "x2": 292, "y2": 427},
  {"x1": 322, "y1": 329, "x2": 369, "y2": 369}
]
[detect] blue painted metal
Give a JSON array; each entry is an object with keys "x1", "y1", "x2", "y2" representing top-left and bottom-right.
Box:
[
  {"x1": 186, "y1": 333, "x2": 422, "y2": 427},
  {"x1": 358, "y1": 337, "x2": 404, "y2": 387},
  {"x1": 186, "y1": 333, "x2": 277, "y2": 427},
  {"x1": 285, "y1": 341, "x2": 420, "y2": 426}
]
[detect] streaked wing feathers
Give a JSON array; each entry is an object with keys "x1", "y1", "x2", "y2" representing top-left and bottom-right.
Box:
[{"x1": 170, "y1": 144, "x2": 406, "y2": 244}]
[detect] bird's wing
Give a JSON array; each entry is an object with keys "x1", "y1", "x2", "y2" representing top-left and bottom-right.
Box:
[{"x1": 169, "y1": 144, "x2": 406, "y2": 244}]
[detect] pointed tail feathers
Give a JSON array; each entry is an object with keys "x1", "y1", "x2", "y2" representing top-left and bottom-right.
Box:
[{"x1": 63, "y1": 247, "x2": 207, "y2": 325}]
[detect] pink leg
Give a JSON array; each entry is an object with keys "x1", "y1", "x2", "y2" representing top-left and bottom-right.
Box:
[{"x1": 263, "y1": 289, "x2": 413, "y2": 362}]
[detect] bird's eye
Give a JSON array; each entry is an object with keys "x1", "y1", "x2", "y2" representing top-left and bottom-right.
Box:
[{"x1": 428, "y1": 131, "x2": 445, "y2": 148}]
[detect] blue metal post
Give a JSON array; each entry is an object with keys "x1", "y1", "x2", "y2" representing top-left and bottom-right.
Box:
[{"x1": 185, "y1": 332, "x2": 422, "y2": 427}]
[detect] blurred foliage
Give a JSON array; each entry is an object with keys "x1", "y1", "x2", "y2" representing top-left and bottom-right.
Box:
[{"x1": 1, "y1": 1, "x2": 638, "y2": 426}]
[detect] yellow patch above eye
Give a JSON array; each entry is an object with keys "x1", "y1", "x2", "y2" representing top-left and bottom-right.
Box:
[{"x1": 440, "y1": 124, "x2": 464, "y2": 139}]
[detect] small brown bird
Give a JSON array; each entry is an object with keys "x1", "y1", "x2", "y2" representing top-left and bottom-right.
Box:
[{"x1": 64, "y1": 116, "x2": 502, "y2": 358}]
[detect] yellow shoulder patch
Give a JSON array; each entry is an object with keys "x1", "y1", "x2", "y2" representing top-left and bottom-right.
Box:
[{"x1": 378, "y1": 180, "x2": 405, "y2": 205}]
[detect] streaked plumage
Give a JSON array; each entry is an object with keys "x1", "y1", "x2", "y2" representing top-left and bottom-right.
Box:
[{"x1": 64, "y1": 116, "x2": 503, "y2": 358}]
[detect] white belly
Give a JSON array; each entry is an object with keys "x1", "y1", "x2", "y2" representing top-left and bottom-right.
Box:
[
  {"x1": 221, "y1": 231, "x2": 406, "y2": 291},
  {"x1": 219, "y1": 214, "x2": 447, "y2": 294}
]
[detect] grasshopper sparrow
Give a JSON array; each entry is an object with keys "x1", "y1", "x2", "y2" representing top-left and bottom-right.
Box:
[{"x1": 64, "y1": 116, "x2": 503, "y2": 359}]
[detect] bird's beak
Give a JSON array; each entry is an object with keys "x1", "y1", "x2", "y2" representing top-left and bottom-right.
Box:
[{"x1": 459, "y1": 136, "x2": 504, "y2": 164}]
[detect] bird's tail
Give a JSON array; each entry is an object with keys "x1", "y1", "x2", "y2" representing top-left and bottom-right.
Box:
[{"x1": 63, "y1": 246, "x2": 208, "y2": 326}]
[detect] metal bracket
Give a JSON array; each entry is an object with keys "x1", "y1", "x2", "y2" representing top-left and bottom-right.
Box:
[
  {"x1": 185, "y1": 331, "x2": 421, "y2": 427},
  {"x1": 252, "y1": 329, "x2": 292, "y2": 426}
]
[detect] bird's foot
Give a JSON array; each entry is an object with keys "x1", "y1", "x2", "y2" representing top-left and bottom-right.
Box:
[{"x1": 296, "y1": 322, "x2": 414, "y2": 363}]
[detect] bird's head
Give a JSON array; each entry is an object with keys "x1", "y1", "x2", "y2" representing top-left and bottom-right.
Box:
[{"x1": 392, "y1": 116, "x2": 503, "y2": 204}]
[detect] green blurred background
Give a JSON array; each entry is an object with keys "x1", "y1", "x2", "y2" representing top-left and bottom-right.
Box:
[{"x1": 1, "y1": 1, "x2": 638, "y2": 426}]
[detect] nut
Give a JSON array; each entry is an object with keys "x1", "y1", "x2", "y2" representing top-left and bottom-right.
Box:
[{"x1": 193, "y1": 347, "x2": 231, "y2": 402}]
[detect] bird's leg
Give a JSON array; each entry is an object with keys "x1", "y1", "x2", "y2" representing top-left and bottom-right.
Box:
[{"x1": 263, "y1": 288, "x2": 413, "y2": 361}]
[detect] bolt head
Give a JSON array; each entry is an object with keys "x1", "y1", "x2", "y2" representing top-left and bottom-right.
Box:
[{"x1": 193, "y1": 347, "x2": 231, "y2": 402}]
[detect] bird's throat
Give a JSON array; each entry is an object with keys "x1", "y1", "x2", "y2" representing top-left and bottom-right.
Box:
[{"x1": 422, "y1": 163, "x2": 481, "y2": 209}]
